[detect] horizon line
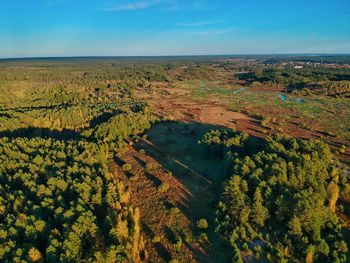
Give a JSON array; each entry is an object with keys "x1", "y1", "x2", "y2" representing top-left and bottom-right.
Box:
[{"x1": 1, "y1": 53, "x2": 350, "y2": 61}]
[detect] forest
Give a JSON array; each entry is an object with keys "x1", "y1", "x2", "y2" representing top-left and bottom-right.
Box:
[
  {"x1": 240, "y1": 67, "x2": 350, "y2": 97},
  {"x1": 0, "y1": 104, "x2": 154, "y2": 262},
  {"x1": 201, "y1": 130, "x2": 350, "y2": 262},
  {"x1": 0, "y1": 56, "x2": 349, "y2": 262}
]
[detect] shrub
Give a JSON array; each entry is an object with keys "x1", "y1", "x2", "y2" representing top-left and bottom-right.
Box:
[
  {"x1": 122, "y1": 163, "x2": 132, "y2": 171},
  {"x1": 184, "y1": 233, "x2": 192, "y2": 244},
  {"x1": 339, "y1": 145, "x2": 346, "y2": 153},
  {"x1": 28, "y1": 248, "x2": 41, "y2": 262},
  {"x1": 152, "y1": 235, "x2": 161, "y2": 243},
  {"x1": 158, "y1": 182, "x2": 170, "y2": 193},
  {"x1": 170, "y1": 207, "x2": 180, "y2": 215},
  {"x1": 196, "y1": 219, "x2": 208, "y2": 229},
  {"x1": 129, "y1": 173, "x2": 140, "y2": 181},
  {"x1": 145, "y1": 163, "x2": 153, "y2": 171},
  {"x1": 260, "y1": 116, "x2": 271, "y2": 127},
  {"x1": 174, "y1": 235, "x2": 182, "y2": 251}
]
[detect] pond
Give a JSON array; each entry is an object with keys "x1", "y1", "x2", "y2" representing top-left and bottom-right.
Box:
[
  {"x1": 233, "y1": 87, "x2": 246, "y2": 94},
  {"x1": 279, "y1": 94, "x2": 305, "y2": 104},
  {"x1": 279, "y1": 94, "x2": 287, "y2": 101}
]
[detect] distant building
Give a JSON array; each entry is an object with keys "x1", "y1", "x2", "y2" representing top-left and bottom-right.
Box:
[{"x1": 294, "y1": 65, "x2": 303, "y2": 69}]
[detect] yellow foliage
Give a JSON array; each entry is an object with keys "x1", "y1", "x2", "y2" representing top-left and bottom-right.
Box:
[
  {"x1": 116, "y1": 218, "x2": 129, "y2": 240},
  {"x1": 327, "y1": 183, "x2": 339, "y2": 213},
  {"x1": 306, "y1": 245, "x2": 314, "y2": 263},
  {"x1": 28, "y1": 247, "x2": 41, "y2": 262}
]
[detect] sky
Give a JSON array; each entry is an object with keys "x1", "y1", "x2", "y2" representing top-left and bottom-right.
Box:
[{"x1": 0, "y1": 0, "x2": 350, "y2": 57}]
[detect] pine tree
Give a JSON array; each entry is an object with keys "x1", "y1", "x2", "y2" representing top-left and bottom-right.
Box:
[
  {"x1": 28, "y1": 247, "x2": 41, "y2": 262},
  {"x1": 232, "y1": 245, "x2": 243, "y2": 263},
  {"x1": 327, "y1": 182, "x2": 339, "y2": 213},
  {"x1": 288, "y1": 216, "x2": 302, "y2": 236},
  {"x1": 251, "y1": 188, "x2": 269, "y2": 227}
]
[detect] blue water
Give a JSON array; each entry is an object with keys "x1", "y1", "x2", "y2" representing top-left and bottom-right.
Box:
[
  {"x1": 279, "y1": 94, "x2": 305, "y2": 103},
  {"x1": 233, "y1": 87, "x2": 246, "y2": 94},
  {"x1": 279, "y1": 94, "x2": 287, "y2": 101}
]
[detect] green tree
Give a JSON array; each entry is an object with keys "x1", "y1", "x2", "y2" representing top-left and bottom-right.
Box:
[{"x1": 251, "y1": 188, "x2": 269, "y2": 227}]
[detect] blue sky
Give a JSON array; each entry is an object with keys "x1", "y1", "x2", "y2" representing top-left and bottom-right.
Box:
[{"x1": 1, "y1": 0, "x2": 349, "y2": 57}]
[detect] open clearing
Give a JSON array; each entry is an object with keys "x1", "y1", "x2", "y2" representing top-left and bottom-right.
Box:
[
  {"x1": 113, "y1": 121, "x2": 232, "y2": 262},
  {"x1": 136, "y1": 81, "x2": 350, "y2": 162}
]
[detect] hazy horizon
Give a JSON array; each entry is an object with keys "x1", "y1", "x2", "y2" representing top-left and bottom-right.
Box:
[{"x1": 1, "y1": 53, "x2": 350, "y2": 59}]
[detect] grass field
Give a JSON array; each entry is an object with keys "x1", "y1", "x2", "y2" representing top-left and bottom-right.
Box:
[{"x1": 171, "y1": 80, "x2": 350, "y2": 160}]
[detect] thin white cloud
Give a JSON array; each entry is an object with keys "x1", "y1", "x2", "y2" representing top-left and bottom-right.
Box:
[
  {"x1": 186, "y1": 28, "x2": 236, "y2": 36},
  {"x1": 176, "y1": 20, "x2": 220, "y2": 27},
  {"x1": 103, "y1": 0, "x2": 161, "y2": 11}
]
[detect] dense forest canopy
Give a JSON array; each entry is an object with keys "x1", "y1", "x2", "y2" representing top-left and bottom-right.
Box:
[
  {"x1": 0, "y1": 137, "x2": 143, "y2": 262},
  {"x1": 0, "y1": 74, "x2": 155, "y2": 261},
  {"x1": 240, "y1": 67, "x2": 350, "y2": 97},
  {"x1": 200, "y1": 130, "x2": 349, "y2": 262},
  {"x1": 0, "y1": 105, "x2": 155, "y2": 262}
]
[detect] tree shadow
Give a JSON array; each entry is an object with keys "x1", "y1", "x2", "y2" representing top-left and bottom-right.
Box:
[
  {"x1": 155, "y1": 243, "x2": 172, "y2": 262},
  {"x1": 0, "y1": 103, "x2": 74, "y2": 113},
  {"x1": 0, "y1": 127, "x2": 81, "y2": 140},
  {"x1": 141, "y1": 222, "x2": 155, "y2": 238},
  {"x1": 136, "y1": 120, "x2": 256, "y2": 262},
  {"x1": 144, "y1": 172, "x2": 162, "y2": 187},
  {"x1": 89, "y1": 109, "x2": 123, "y2": 128},
  {"x1": 113, "y1": 156, "x2": 126, "y2": 166},
  {"x1": 164, "y1": 226, "x2": 177, "y2": 244},
  {"x1": 134, "y1": 156, "x2": 147, "y2": 167}
]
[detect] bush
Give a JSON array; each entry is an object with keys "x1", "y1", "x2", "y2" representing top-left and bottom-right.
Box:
[
  {"x1": 196, "y1": 219, "x2": 208, "y2": 229},
  {"x1": 174, "y1": 235, "x2": 182, "y2": 251},
  {"x1": 129, "y1": 173, "x2": 140, "y2": 181},
  {"x1": 339, "y1": 145, "x2": 346, "y2": 153},
  {"x1": 170, "y1": 207, "x2": 180, "y2": 215},
  {"x1": 158, "y1": 182, "x2": 170, "y2": 193},
  {"x1": 184, "y1": 233, "x2": 192, "y2": 244},
  {"x1": 260, "y1": 116, "x2": 271, "y2": 127},
  {"x1": 152, "y1": 235, "x2": 161, "y2": 243},
  {"x1": 28, "y1": 247, "x2": 41, "y2": 262},
  {"x1": 122, "y1": 163, "x2": 132, "y2": 171},
  {"x1": 145, "y1": 163, "x2": 153, "y2": 171}
]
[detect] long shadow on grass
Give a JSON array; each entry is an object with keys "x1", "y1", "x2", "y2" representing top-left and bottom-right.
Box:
[
  {"x1": 134, "y1": 120, "x2": 262, "y2": 262},
  {"x1": 0, "y1": 127, "x2": 82, "y2": 140}
]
